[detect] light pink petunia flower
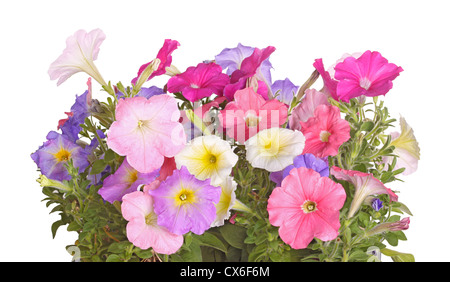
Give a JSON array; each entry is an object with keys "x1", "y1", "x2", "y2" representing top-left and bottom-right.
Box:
[
  {"x1": 267, "y1": 167, "x2": 346, "y2": 249},
  {"x1": 48, "y1": 29, "x2": 106, "y2": 86},
  {"x1": 107, "y1": 95, "x2": 186, "y2": 173},
  {"x1": 121, "y1": 191, "x2": 183, "y2": 254},
  {"x1": 331, "y1": 166, "x2": 398, "y2": 218},
  {"x1": 300, "y1": 104, "x2": 350, "y2": 158},
  {"x1": 219, "y1": 87, "x2": 288, "y2": 144},
  {"x1": 289, "y1": 89, "x2": 330, "y2": 131}
]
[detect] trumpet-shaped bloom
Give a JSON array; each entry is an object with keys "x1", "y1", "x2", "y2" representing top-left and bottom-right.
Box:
[
  {"x1": 121, "y1": 190, "x2": 183, "y2": 254},
  {"x1": 384, "y1": 116, "x2": 420, "y2": 175},
  {"x1": 267, "y1": 167, "x2": 346, "y2": 249},
  {"x1": 31, "y1": 131, "x2": 89, "y2": 181},
  {"x1": 245, "y1": 128, "x2": 305, "y2": 172},
  {"x1": 313, "y1": 58, "x2": 339, "y2": 100},
  {"x1": 270, "y1": 153, "x2": 329, "y2": 187},
  {"x1": 331, "y1": 166, "x2": 398, "y2": 218},
  {"x1": 174, "y1": 135, "x2": 238, "y2": 186},
  {"x1": 98, "y1": 158, "x2": 159, "y2": 203},
  {"x1": 300, "y1": 104, "x2": 350, "y2": 158},
  {"x1": 289, "y1": 89, "x2": 330, "y2": 131},
  {"x1": 167, "y1": 62, "x2": 230, "y2": 102},
  {"x1": 149, "y1": 166, "x2": 221, "y2": 235},
  {"x1": 366, "y1": 217, "x2": 410, "y2": 236},
  {"x1": 211, "y1": 176, "x2": 237, "y2": 227},
  {"x1": 49, "y1": 29, "x2": 106, "y2": 86},
  {"x1": 219, "y1": 87, "x2": 288, "y2": 144},
  {"x1": 107, "y1": 95, "x2": 186, "y2": 173},
  {"x1": 271, "y1": 78, "x2": 299, "y2": 105},
  {"x1": 131, "y1": 39, "x2": 180, "y2": 85},
  {"x1": 334, "y1": 50, "x2": 403, "y2": 102}
]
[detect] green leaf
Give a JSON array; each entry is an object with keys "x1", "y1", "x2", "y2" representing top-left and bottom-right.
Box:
[
  {"x1": 193, "y1": 232, "x2": 228, "y2": 254},
  {"x1": 219, "y1": 223, "x2": 247, "y2": 249},
  {"x1": 248, "y1": 243, "x2": 267, "y2": 262},
  {"x1": 106, "y1": 254, "x2": 122, "y2": 262},
  {"x1": 134, "y1": 248, "x2": 153, "y2": 259},
  {"x1": 385, "y1": 232, "x2": 399, "y2": 246},
  {"x1": 67, "y1": 221, "x2": 82, "y2": 232},
  {"x1": 104, "y1": 149, "x2": 116, "y2": 163},
  {"x1": 380, "y1": 248, "x2": 415, "y2": 262},
  {"x1": 108, "y1": 241, "x2": 132, "y2": 254},
  {"x1": 361, "y1": 121, "x2": 375, "y2": 132},
  {"x1": 51, "y1": 220, "x2": 64, "y2": 239},
  {"x1": 90, "y1": 159, "x2": 107, "y2": 175}
]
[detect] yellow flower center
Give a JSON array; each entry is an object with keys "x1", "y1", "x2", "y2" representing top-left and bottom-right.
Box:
[
  {"x1": 174, "y1": 188, "x2": 196, "y2": 206},
  {"x1": 320, "y1": 130, "x2": 331, "y2": 142},
  {"x1": 302, "y1": 200, "x2": 317, "y2": 214},
  {"x1": 245, "y1": 113, "x2": 261, "y2": 127},
  {"x1": 128, "y1": 170, "x2": 139, "y2": 183},
  {"x1": 145, "y1": 212, "x2": 158, "y2": 226},
  {"x1": 209, "y1": 155, "x2": 217, "y2": 163},
  {"x1": 54, "y1": 148, "x2": 71, "y2": 162}
]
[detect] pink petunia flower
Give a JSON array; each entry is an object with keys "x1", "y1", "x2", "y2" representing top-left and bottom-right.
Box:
[
  {"x1": 331, "y1": 166, "x2": 398, "y2": 218},
  {"x1": 267, "y1": 167, "x2": 346, "y2": 249},
  {"x1": 219, "y1": 87, "x2": 288, "y2": 144},
  {"x1": 289, "y1": 89, "x2": 330, "y2": 131},
  {"x1": 300, "y1": 104, "x2": 350, "y2": 158},
  {"x1": 167, "y1": 62, "x2": 230, "y2": 102},
  {"x1": 334, "y1": 50, "x2": 403, "y2": 102},
  {"x1": 121, "y1": 190, "x2": 183, "y2": 254},
  {"x1": 107, "y1": 95, "x2": 186, "y2": 173},
  {"x1": 131, "y1": 39, "x2": 180, "y2": 85},
  {"x1": 48, "y1": 29, "x2": 107, "y2": 86}
]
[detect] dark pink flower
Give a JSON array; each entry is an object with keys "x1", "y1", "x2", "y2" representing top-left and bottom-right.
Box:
[
  {"x1": 131, "y1": 39, "x2": 180, "y2": 85},
  {"x1": 167, "y1": 62, "x2": 230, "y2": 102}
]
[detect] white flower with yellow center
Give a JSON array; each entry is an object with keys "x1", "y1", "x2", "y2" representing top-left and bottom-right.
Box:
[
  {"x1": 175, "y1": 135, "x2": 238, "y2": 186},
  {"x1": 211, "y1": 177, "x2": 237, "y2": 227},
  {"x1": 245, "y1": 128, "x2": 305, "y2": 172}
]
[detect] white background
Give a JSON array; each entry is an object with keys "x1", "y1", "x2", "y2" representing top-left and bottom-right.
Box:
[{"x1": 1, "y1": 0, "x2": 448, "y2": 262}]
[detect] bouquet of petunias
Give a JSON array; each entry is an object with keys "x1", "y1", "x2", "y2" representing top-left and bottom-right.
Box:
[{"x1": 32, "y1": 29, "x2": 419, "y2": 262}]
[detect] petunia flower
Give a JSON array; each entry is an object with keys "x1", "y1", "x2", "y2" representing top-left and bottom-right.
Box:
[
  {"x1": 131, "y1": 39, "x2": 180, "y2": 85},
  {"x1": 334, "y1": 50, "x2": 403, "y2": 102},
  {"x1": 211, "y1": 176, "x2": 238, "y2": 227},
  {"x1": 219, "y1": 87, "x2": 288, "y2": 144},
  {"x1": 300, "y1": 104, "x2": 350, "y2": 158},
  {"x1": 271, "y1": 78, "x2": 299, "y2": 105},
  {"x1": 174, "y1": 135, "x2": 238, "y2": 186},
  {"x1": 289, "y1": 89, "x2": 330, "y2": 131},
  {"x1": 48, "y1": 29, "x2": 107, "y2": 86},
  {"x1": 383, "y1": 116, "x2": 420, "y2": 175},
  {"x1": 107, "y1": 95, "x2": 186, "y2": 173},
  {"x1": 269, "y1": 153, "x2": 329, "y2": 187},
  {"x1": 121, "y1": 190, "x2": 183, "y2": 254},
  {"x1": 167, "y1": 62, "x2": 230, "y2": 102},
  {"x1": 330, "y1": 166, "x2": 398, "y2": 218},
  {"x1": 366, "y1": 217, "x2": 410, "y2": 237},
  {"x1": 149, "y1": 166, "x2": 221, "y2": 235},
  {"x1": 31, "y1": 131, "x2": 89, "y2": 181},
  {"x1": 223, "y1": 46, "x2": 276, "y2": 101},
  {"x1": 245, "y1": 127, "x2": 305, "y2": 172},
  {"x1": 98, "y1": 158, "x2": 159, "y2": 203},
  {"x1": 267, "y1": 167, "x2": 346, "y2": 249},
  {"x1": 313, "y1": 58, "x2": 339, "y2": 100}
]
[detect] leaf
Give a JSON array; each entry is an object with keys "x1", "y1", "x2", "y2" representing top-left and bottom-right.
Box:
[
  {"x1": 106, "y1": 254, "x2": 122, "y2": 262},
  {"x1": 108, "y1": 241, "x2": 132, "y2": 254},
  {"x1": 90, "y1": 159, "x2": 107, "y2": 175},
  {"x1": 51, "y1": 220, "x2": 64, "y2": 239},
  {"x1": 193, "y1": 232, "x2": 228, "y2": 254},
  {"x1": 219, "y1": 224, "x2": 247, "y2": 249},
  {"x1": 67, "y1": 221, "x2": 82, "y2": 232},
  {"x1": 104, "y1": 149, "x2": 116, "y2": 163},
  {"x1": 380, "y1": 248, "x2": 415, "y2": 262},
  {"x1": 361, "y1": 121, "x2": 375, "y2": 132},
  {"x1": 385, "y1": 232, "x2": 399, "y2": 246}
]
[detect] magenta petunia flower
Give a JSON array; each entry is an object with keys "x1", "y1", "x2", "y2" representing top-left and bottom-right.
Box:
[
  {"x1": 121, "y1": 190, "x2": 183, "y2": 254},
  {"x1": 331, "y1": 166, "x2": 398, "y2": 218},
  {"x1": 267, "y1": 167, "x2": 346, "y2": 249},
  {"x1": 219, "y1": 87, "x2": 288, "y2": 144},
  {"x1": 300, "y1": 104, "x2": 350, "y2": 158},
  {"x1": 106, "y1": 95, "x2": 186, "y2": 173},
  {"x1": 131, "y1": 39, "x2": 180, "y2": 85},
  {"x1": 313, "y1": 58, "x2": 339, "y2": 101},
  {"x1": 149, "y1": 166, "x2": 221, "y2": 235},
  {"x1": 98, "y1": 158, "x2": 159, "y2": 203},
  {"x1": 167, "y1": 62, "x2": 230, "y2": 102},
  {"x1": 334, "y1": 50, "x2": 403, "y2": 102},
  {"x1": 289, "y1": 89, "x2": 330, "y2": 131}
]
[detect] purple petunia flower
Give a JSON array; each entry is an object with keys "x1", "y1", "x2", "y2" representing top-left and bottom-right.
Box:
[
  {"x1": 149, "y1": 166, "x2": 221, "y2": 235},
  {"x1": 97, "y1": 158, "x2": 159, "y2": 203},
  {"x1": 371, "y1": 198, "x2": 383, "y2": 211},
  {"x1": 271, "y1": 78, "x2": 299, "y2": 105},
  {"x1": 270, "y1": 153, "x2": 329, "y2": 187},
  {"x1": 31, "y1": 131, "x2": 89, "y2": 181}
]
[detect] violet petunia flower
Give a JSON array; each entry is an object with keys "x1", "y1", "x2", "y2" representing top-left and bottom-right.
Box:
[
  {"x1": 270, "y1": 153, "x2": 329, "y2": 187},
  {"x1": 149, "y1": 166, "x2": 221, "y2": 235},
  {"x1": 98, "y1": 158, "x2": 159, "y2": 203},
  {"x1": 31, "y1": 131, "x2": 89, "y2": 181},
  {"x1": 371, "y1": 198, "x2": 384, "y2": 211},
  {"x1": 271, "y1": 78, "x2": 299, "y2": 105}
]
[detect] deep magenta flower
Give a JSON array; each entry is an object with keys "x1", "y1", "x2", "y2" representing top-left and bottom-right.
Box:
[
  {"x1": 149, "y1": 166, "x2": 221, "y2": 235},
  {"x1": 334, "y1": 50, "x2": 403, "y2": 102},
  {"x1": 98, "y1": 158, "x2": 159, "y2": 203},
  {"x1": 167, "y1": 62, "x2": 230, "y2": 102},
  {"x1": 131, "y1": 39, "x2": 180, "y2": 85},
  {"x1": 267, "y1": 167, "x2": 346, "y2": 249}
]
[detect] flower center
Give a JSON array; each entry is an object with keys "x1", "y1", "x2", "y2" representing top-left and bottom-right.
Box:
[
  {"x1": 302, "y1": 200, "x2": 317, "y2": 214},
  {"x1": 128, "y1": 170, "x2": 139, "y2": 183},
  {"x1": 54, "y1": 148, "x2": 71, "y2": 162},
  {"x1": 145, "y1": 212, "x2": 158, "y2": 226},
  {"x1": 209, "y1": 155, "x2": 217, "y2": 163},
  {"x1": 320, "y1": 130, "x2": 331, "y2": 142},
  {"x1": 359, "y1": 77, "x2": 372, "y2": 90},
  {"x1": 244, "y1": 113, "x2": 261, "y2": 127},
  {"x1": 175, "y1": 188, "x2": 196, "y2": 206},
  {"x1": 190, "y1": 83, "x2": 200, "y2": 89}
]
